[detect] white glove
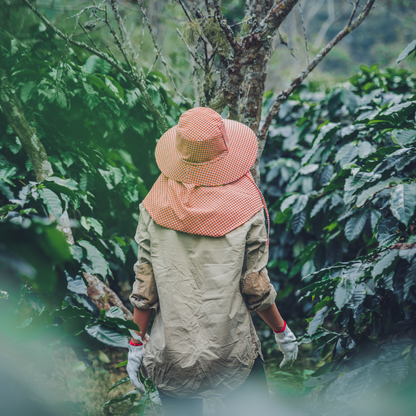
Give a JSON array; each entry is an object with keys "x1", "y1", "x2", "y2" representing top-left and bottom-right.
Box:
[
  {"x1": 126, "y1": 340, "x2": 146, "y2": 394},
  {"x1": 275, "y1": 324, "x2": 298, "y2": 368}
]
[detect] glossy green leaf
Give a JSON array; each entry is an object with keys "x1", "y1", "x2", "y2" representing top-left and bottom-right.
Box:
[
  {"x1": 78, "y1": 240, "x2": 109, "y2": 277},
  {"x1": 345, "y1": 210, "x2": 368, "y2": 242},
  {"x1": 372, "y1": 249, "x2": 399, "y2": 279},
  {"x1": 390, "y1": 183, "x2": 416, "y2": 226},
  {"x1": 86, "y1": 325, "x2": 129, "y2": 348},
  {"x1": 292, "y1": 194, "x2": 309, "y2": 215},
  {"x1": 396, "y1": 39, "x2": 416, "y2": 63},
  {"x1": 307, "y1": 306, "x2": 329, "y2": 336},
  {"x1": 39, "y1": 188, "x2": 62, "y2": 219},
  {"x1": 281, "y1": 194, "x2": 298, "y2": 212},
  {"x1": 108, "y1": 376, "x2": 130, "y2": 393},
  {"x1": 334, "y1": 277, "x2": 356, "y2": 309},
  {"x1": 310, "y1": 195, "x2": 331, "y2": 218}
]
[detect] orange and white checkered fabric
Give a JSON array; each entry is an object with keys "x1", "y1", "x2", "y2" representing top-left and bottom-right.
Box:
[{"x1": 143, "y1": 107, "x2": 269, "y2": 240}]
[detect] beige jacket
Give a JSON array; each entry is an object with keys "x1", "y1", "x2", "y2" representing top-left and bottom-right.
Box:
[{"x1": 130, "y1": 204, "x2": 276, "y2": 399}]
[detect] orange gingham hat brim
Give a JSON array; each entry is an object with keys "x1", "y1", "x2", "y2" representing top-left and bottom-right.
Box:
[{"x1": 155, "y1": 119, "x2": 258, "y2": 186}]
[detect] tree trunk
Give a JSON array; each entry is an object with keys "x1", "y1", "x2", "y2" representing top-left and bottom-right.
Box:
[
  {"x1": 0, "y1": 69, "x2": 53, "y2": 182},
  {"x1": 0, "y1": 69, "x2": 132, "y2": 320}
]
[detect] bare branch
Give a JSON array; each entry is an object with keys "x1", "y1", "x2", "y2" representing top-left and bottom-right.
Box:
[
  {"x1": 180, "y1": 0, "x2": 205, "y2": 19},
  {"x1": 212, "y1": 0, "x2": 240, "y2": 52},
  {"x1": 347, "y1": 0, "x2": 361, "y2": 27},
  {"x1": 136, "y1": 1, "x2": 192, "y2": 104},
  {"x1": 146, "y1": 55, "x2": 159, "y2": 77},
  {"x1": 257, "y1": 0, "x2": 300, "y2": 40},
  {"x1": 298, "y1": 1, "x2": 310, "y2": 64},
  {"x1": 176, "y1": 0, "x2": 193, "y2": 21},
  {"x1": 259, "y1": 0, "x2": 377, "y2": 151},
  {"x1": 20, "y1": 0, "x2": 169, "y2": 134},
  {"x1": 176, "y1": 29, "x2": 206, "y2": 71},
  {"x1": 79, "y1": 23, "x2": 100, "y2": 51},
  {"x1": 0, "y1": 69, "x2": 53, "y2": 182},
  {"x1": 277, "y1": 28, "x2": 297, "y2": 60}
]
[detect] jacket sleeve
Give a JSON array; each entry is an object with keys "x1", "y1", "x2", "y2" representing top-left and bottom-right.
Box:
[
  {"x1": 240, "y1": 210, "x2": 277, "y2": 312},
  {"x1": 129, "y1": 206, "x2": 159, "y2": 310}
]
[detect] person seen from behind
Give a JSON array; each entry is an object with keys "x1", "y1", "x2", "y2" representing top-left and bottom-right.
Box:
[{"x1": 126, "y1": 107, "x2": 298, "y2": 415}]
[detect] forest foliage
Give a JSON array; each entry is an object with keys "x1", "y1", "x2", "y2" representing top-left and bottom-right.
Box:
[
  {"x1": 1, "y1": 11, "x2": 416, "y2": 415},
  {"x1": 261, "y1": 41, "x2": 416, "y2": 411}
]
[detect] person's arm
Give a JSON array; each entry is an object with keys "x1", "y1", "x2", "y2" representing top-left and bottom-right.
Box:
[
  {"x1": 240, "y1": 210, "x2": 277, "y2": 314},
  {"x1": 131, "y1": 308, "x2": 153, "y2": 343},
  {"x1": 129, "y1": 206, "x2": 159, "y2": 341},
  {"x1": 257, "y1": 303, "x2": 285, "y2": 333}
]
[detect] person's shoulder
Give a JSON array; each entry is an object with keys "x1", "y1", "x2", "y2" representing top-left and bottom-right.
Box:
[{"x1": 249, "y1": 208, "x2": 266, "y2": 225}]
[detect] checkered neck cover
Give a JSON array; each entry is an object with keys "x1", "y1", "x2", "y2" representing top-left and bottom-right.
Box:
[{"x1": 144, "y1": 107, "x2": 269, "y2": 239}]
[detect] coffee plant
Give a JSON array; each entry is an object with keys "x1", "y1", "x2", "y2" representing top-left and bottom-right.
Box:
[{"x1": 262, "y1": 40, "x2": 416, "y2": 413}]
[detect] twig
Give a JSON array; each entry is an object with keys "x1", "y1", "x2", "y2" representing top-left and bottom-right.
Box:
[
  {"x1": 176, "y1": 0, "x2": 193, "y2": 22},
  {"x1": 20, "y1": 0, "x2": 169, "y2": 133},
  {"x1": 258, "y1": 0, "x2": 299, "y2": 40},
  {"x1": 79, "y1": 23, "x2": 100, "y2": 50},
  {"x1": 347, "y1": 0, "x2": 361, "y2": 27},
  {"x1": 136, "y1": 1, "x2": 192, "y2": 104},
  {"x1": 297, "y1": 1, "x2": 309, "y2": 64},
  {"x1": 176, "y1": 29, "x2": 206, "y2": 71},
  {"x1": 212, "y1": 1, "x2": 240, "y2": 52},
  {"x1": 277, "y1": 28, "x2": 297, "y2": 60},
  {"x1": 98, "y1": 3, "x2": 135, "y2": 75},
  {"x1": 192, "y1": 57, "x2": 200, "y2": 107},
  {"x1": 181, "y1": 0, "x2": 205, "y2": 19},
  {"x1": 259, "y1": 0, "x2": 377, "y2": 152},
  {"x1": 146, "y1": 55, "x2": 158, "y2": 77},
  {"x1": 137, "y1": 14, "x2": 146, "y2": 58}
]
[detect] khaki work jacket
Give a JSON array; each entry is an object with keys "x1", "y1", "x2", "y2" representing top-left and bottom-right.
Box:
[{"x1": 130, "y1": 204, "x2": 277, "y2": 399}]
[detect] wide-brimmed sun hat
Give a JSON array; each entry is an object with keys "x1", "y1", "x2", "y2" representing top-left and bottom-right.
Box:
[
  {"x1": 143, "y1": 107, "x2": 269, "y2": 239},
  {"x1": 155, "y1": 107, "x2": 258, "y2": 186}
]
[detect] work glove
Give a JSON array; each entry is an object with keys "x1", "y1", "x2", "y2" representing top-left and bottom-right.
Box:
[
  {"x1": 274, "y1": 323, "x2": 298, "y2": 368},
  {"x1": 126, "y1": 338, "x2": 146, "y2": 394}
]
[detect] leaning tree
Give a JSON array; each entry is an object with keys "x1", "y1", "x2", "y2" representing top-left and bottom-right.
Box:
[{"x1": 0, "y1": 0, "x2": 376, "y2": 315}]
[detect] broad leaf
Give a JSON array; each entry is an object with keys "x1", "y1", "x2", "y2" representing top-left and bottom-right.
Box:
[
  {"x1": 292, "y1": 194, "x2": 308, "y2": 214},
  {"x1": 86, "y1": 325, "x2": 129, "y2": 348},
  {"x1": 335, "y1": 277, "x2": 356, "y2": 309},
  {"x1": 310, "y1": 195, "x2": 331, "y2": 218},
  {"x1": 396, "y1": 39, "x2": 416, "y2": 63},
  {"x1": 390, "y1": 183, "x2": 416, "y2": 226},
  {"x1": 39, "y1": 188, "x2": 62, "y2": 219},
  {"x1": 292, "y1": 211, "x2": 306, "y2": 234},
  {"x1": 345, "y1": 210, "x2": 368, "y2": 242},
  {"x1": 78, "y1": 240, "x2": 109, "y2": 277},
  {"x1": 281, "y1": 194, "x2": 298, "y2": 212},
  {"x1": 372, "y1": 250, "x2": 399, "y2": 279},
  {"x1": 307, "y1": 306, "x2": 329, "y2": 336}
]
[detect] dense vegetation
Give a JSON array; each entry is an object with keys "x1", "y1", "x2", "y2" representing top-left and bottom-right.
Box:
[
  {"x1": 261, "y1": 49, "x2": 416, "y2": 412},
  {"x1": 1, "y1": 11, "x2": 416, "y2": 416},
  {"x1": 0, "y1": 25, "x2": 185, "y2": 414}
]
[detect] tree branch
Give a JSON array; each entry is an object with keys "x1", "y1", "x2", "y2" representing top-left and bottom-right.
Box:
[
  {"x1": 259, "y1": 0, "x2": 376, "y2": 153},
  {"x1": 0, "y1": 69, "x2": 53, "y2": 182},
  {"x1": 298, "y1": 1, "x2": 310, "y2": 64},
  {"x1": 136, "y1": 1, "x2": 192, "y2": 104},
  {"x1": 20, "y1": 0, "x2": 169, "y2": 134},
  {"x1": 0, "y1": 67, "x2": 135, "y2": 322},
  {"x1": 257, "y1": 0, "x2": 300, "y2": 40},
  {"x1": 212, "y1": 0, "x2": 240, "y2": 52}
]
